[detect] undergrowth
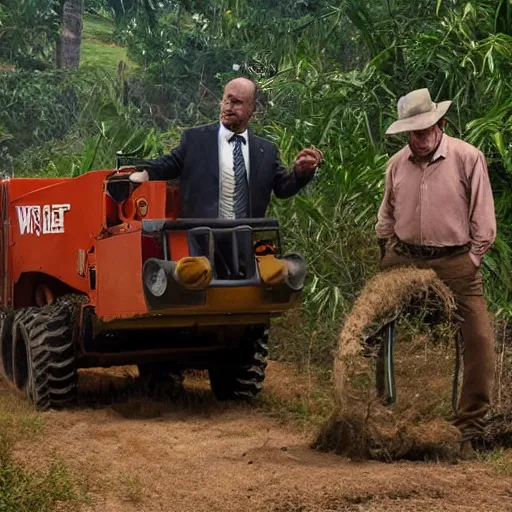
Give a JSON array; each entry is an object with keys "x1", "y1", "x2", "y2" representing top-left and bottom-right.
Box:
[
  {"x1": 0, "y1": 388, "x2": 90, "y2": 511},
  {"x1": 258, "y1": 372, "x2": 334, "y2": 432},
  {"x1": 480, "y1": 448, "x2": 512, "y2": 477},
  {"x1": 0, "y1": 438, "x2": 87, "y2": 512}
]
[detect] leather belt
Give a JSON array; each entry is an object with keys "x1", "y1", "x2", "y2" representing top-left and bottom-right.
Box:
[{"x1": 395, "y1": 239, "x2": 469, "y2": 259}]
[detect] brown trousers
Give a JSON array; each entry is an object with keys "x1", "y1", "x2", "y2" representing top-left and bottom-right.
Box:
[{"x1": 381, "y1": 241, "x2": 495, "y2": 439}]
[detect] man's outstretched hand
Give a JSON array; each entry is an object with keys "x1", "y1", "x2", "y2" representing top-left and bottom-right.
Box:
[{"x1": 295, "y1": 147, "x2": 324, "y2": 175}]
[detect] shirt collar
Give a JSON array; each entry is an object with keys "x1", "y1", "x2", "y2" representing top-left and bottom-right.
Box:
[
  {"x1": 431, "y1": 133, "x2": 448, "y2": 161},
  {"x1": 407, "y1": 133, "x2": 448, "y2": 165},
  {"x1": 219, "y1": 123, "x2": 248, "y2": 143}
]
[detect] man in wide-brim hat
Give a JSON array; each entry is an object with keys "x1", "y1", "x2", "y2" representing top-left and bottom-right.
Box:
[{"x1": 376, "y1": 88, "x2": 497, "y2": 458}]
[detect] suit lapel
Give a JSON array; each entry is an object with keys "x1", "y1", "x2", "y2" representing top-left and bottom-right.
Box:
[
  {"x1": 204, "y1": 123, "x2": 220, "y2": 184},
  {"x1": 248, "y1": 131, "x2": 264, "y2": 218},
  {"x1": 248, "y1": 131, "x2": 263, "y2": 192}
]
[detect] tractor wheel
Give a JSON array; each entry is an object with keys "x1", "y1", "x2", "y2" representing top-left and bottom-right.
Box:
[
  {"x1": 0, "y1": 309, "x2": 14, "y2": 380},
  {"x1": 137, "y1": 362, "x2": 185, "y2": 397},
  {"x1": 11, "y1": 297, "x2": 80, "y2": 410},
  {"x1": 208, "y1": 325, "x2": 269, "y2": 401}
]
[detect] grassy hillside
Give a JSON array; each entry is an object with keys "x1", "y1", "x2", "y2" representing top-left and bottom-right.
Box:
[{"x1": 81, "y1": 14, "x2": 136, "y2": 72}]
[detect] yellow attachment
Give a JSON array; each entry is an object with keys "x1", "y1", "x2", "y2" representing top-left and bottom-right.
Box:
[
  {"x1": 175, "y1": 256, "x2": 213, "y2": 290},
  {"x1": 257, "y1": 255, "x2": 288, "y2": 286}
]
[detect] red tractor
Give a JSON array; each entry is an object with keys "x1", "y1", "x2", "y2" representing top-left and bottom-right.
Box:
[{"x1": 0, "y1": 163, "x2": 306, "y2": 409}]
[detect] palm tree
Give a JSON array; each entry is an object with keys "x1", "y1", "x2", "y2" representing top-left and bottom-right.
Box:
[{"x1": 56, "y1": 0, "x2": 84, "y2": 69}]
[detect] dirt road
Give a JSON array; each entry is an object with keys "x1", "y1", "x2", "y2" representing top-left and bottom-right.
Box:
[{"x1": 13, "y1": 363, "x2": 512, "y2": 512}]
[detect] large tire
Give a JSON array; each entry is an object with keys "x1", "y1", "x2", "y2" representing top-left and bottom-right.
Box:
[
  {"x1": 11, "y1": 297, "x2": 81, "y2": 410},
  {"x1": 0, "y1": 309, "x2": 14, "y2": 380},
  {"x1": 208, "y1": 325, "x2": 269, "y2": 401}
]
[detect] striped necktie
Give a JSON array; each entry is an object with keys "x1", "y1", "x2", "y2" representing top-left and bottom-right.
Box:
[{"x1": 229, "y1": 134, "x2": 249, "y2": 218}]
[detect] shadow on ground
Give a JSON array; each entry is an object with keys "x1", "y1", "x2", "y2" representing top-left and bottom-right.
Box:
[{"x1": 75, "y1": 367, "x2": 249, "y2": 420}]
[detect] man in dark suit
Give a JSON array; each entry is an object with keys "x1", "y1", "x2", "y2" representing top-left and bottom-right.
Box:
[{"x1": 129, "y1": 77, "x2": 322, "y2": 218}]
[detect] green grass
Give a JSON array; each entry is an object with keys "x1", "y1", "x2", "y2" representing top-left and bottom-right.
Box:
[
  {"x1": 259, "y1": 390, "x2": 334, "y2": 433},
  {"x1": 120, "y1": 474, "x2": 144, "y2": 505},
  {"x1": 0, "y1": 389, "x2": 90, "y2": 511},
  {"x1": 258, "y1": 368, "x2": 335, "y2": 433},
  {"x1": 81, "y1": 14, "x2": 136, "y2": 72},
  {"x1": 0, "y1": 443, "x2": 88, "y2": 512},
  {"x1": 0, "y1": 394, "x2": 45, "y2": 438},
  {"x1": 82, "y1": 13, "x2": 115, "y2": 43},
  {"x1": 480, "y1": 448, "x2": 512, "y2": 476}
]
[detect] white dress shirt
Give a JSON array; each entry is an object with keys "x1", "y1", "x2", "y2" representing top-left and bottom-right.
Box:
[{"x1": 218, "y1": 124, "x2": 250, "y2": 218}]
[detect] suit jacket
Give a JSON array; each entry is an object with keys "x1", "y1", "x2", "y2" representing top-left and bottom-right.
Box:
[{"x1": 139, "y1": 123, "x2": 314, "y2": 218}]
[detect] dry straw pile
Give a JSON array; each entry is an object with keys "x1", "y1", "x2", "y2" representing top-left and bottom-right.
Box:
[
  {"x1": 332, "y1": 267, "x2": 456, "y2": 399},
  {"x1": 314, "y1": 267, "x2": 465, "y2": 461},
  {"x1": 315, "y1": 266, "x2": 512, "y2": 460}
]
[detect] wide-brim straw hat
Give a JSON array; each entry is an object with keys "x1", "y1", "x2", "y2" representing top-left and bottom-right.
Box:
[{"x1": 386, "y1": 88, "x2": 452, "y2": 135}]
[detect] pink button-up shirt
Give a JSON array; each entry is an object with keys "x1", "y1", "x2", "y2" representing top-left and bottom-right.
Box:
[{"x1": 376, "y1": 134, "x2": 496, "y2": 266}]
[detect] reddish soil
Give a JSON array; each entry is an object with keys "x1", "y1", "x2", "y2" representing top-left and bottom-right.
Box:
[{"x1": 12, "y1": 362, "x2": 512, "y2": 512}]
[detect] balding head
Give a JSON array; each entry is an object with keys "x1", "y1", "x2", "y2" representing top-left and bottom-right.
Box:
[
  {"x1": 220, "y1": 78, "x2": 258, "y2": 133},
  {"x1": 226, "y1": 77, "x2": 258, "y2": 101}
]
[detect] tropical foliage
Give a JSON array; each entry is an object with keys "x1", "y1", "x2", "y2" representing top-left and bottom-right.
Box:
[
  {"x1": 1, "y1": 0, "x2": 512, "y2": 364},
  {"x1": 0, "y1": 0, "x2": 61, "y2": 68}
]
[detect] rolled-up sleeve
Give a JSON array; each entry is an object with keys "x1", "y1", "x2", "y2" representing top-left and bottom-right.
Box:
[
  {"x1": 468, "y1": 151, "x2": 496, "y2": 265},
  {"x1": 375, "y1": 163, "x2": 396, "y2": 239}
]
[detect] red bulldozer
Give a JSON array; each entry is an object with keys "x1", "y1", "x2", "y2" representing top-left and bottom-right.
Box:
[{"x1": 0, "y1": 159, "x2": 306, "y2": 409}]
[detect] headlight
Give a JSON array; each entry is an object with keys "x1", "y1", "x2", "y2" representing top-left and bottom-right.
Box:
[
  {"x1": 283, "y1": 253, "x2": 307, "y2": 291},
  {"x1": 143, "y1": 259, "x2": 169, "y2": 297}
]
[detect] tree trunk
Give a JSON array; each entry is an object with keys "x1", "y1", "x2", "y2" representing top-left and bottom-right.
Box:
[{"x1": 57, "y1": 0, "x2": 84, "y2": 69}]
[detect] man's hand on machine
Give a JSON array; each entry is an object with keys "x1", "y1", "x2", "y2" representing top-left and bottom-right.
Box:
[{"x1": 129, "y1": 170, "x2": 150, "y2": 183}]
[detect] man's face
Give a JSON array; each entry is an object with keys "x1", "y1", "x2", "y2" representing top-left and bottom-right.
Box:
[
  {"x1": 409, "y1": 126, "x2": 435, "y2": 148},
  {"x1": 409, "y1": 124, "x2": 441, "y2": 158},
  {"x1": 220, "y1": 80, "x2": 255, "y2": 133}
]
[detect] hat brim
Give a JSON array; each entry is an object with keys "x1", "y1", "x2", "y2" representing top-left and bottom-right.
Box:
[{"x1": 385, "y1": 100, "x2": 452, "y2": 135}]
